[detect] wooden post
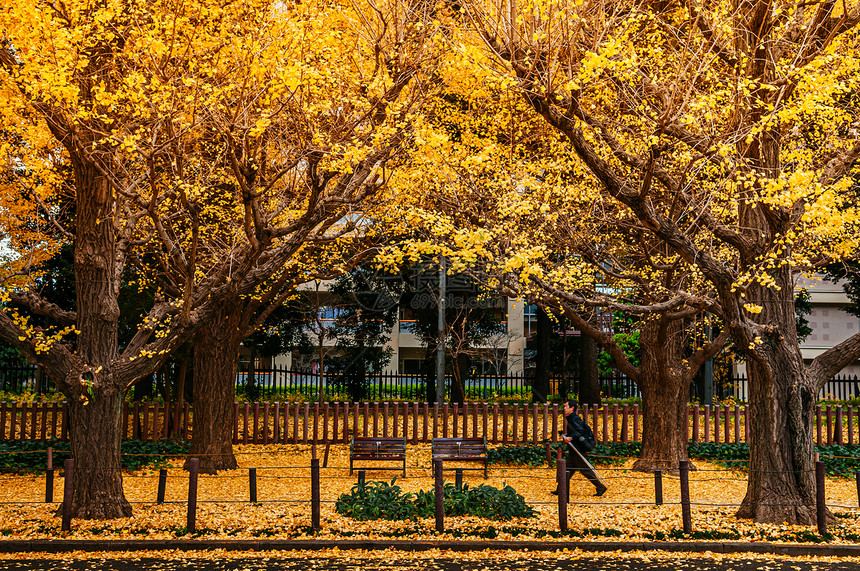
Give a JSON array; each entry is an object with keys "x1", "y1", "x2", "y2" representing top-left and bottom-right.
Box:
[
  {"x1": 654, "y1": 470, "x2": 663, "y2": 506},
  {"x1": 621, "y1": 405, "x2": 629, "y2": 443},
  {"x1": 45, "y1": 448, "x2": 54, "y2": 503},
  {"x1": 723, "y1": 405, "x2": 730, "y2": 443},
  {"x1": 243, "y1": 402, "x2": 250, "y2": 445},
  {"x1": 816, "y1": 460, "x2": 827, "y2": 536},
  {"x1": 502, "y1": 404, "x2": 509, "y2": 444},
  {"x1": 703, "y1": 405, "x2": 710, "y2": 443},
  {"x1": 482, "y1": 403, "x2": 488, "y2": 442},
  {"x1": 612, "y1": 404, "x2": 619, "y2": 442},
  {"x1": 713, "y1": 405, "x2": 720, "y2": 444},
  {"x1": 434, "y1": 459, "x2": 444, "y2": 532},
  {"x1": 61, "y1": 458, "x2": 73, "y2": 532},
  {"x1": 492, "y1": 404, "x2": 499, "y2": 444},
  {"x1": 826, "y1": 406, "x2": 833, "y2": 445},
  {"x1": 836, "y1": 406, "x2": 844, "y2": 446},
  {"x1": 373, "y1": 402, "x2": 380, "y2": 437},
  {"x1": 679, "y1": 460, "x2": 692, "y2": 534},
  {"x1": 453, "y1": 403, "x2": 459, "y2": 437},
  {"x1": 633, "y1": 404, "x2": 639, "y2": 442},
  {"x1": 601, "y1": 405, "x2": 608, "y2": 443},
  {"x1": 51, "y1": 402, "x2": 59, "y2": 440},
  {"x1": 311, "y1": 453, "x2": 321, "y2": 531},
  {"x1": 187, "y1": 458, "x2": 199, "y2": 533},
  {"x1": 0, "y1": 402, "x2": 6, "y2": 440},
  {"x1": 443, "y1": 403, "x2": 449, "y2": 438},
  {"x1": 816, "y1": 405, "x2": 823, "y2": 445},
  {"x1": 557, "y1": 453, "x2": 568, "y2": 532},
  {"x1": 455, "y1": 468, "x2": 463, "y2": 491},
  {"x1": 157, "y1": 469, "x2": 167, "y2": 505},
  {"x1": 542, "y1": 403, "x2": 549, "y2": 442},
  {"x1": 263, "y1": 402, "x2": 270, "y2": 445},
  {"x1": 551, "y1": 404, "x2": 558, "y2": 443},
  {"x1": 303, "y1": 403, "x2": 310, "y2": 443},
  {"x1": 249, "y1": 468, "x2": 258, "y2": 503}
]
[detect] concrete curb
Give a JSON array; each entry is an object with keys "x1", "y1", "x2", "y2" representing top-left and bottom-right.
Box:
[{"x1": 0, "y1": 540, "x2": 858, "y2": 557}]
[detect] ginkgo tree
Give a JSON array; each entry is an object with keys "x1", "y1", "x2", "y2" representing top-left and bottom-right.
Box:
[
  {"x1": 386, "y1": 77, "x2": 730, "y2": 474},
  {"x1": 0, "y1": 0, "x2": 439, "y2": 518},
  {"x1": 446, "y1": 0, "x2": 860, "y2": 525}
]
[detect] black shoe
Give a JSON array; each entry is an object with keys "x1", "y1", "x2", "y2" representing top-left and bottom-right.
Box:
[
  {"x1": 550, "y1": 489, "x2": 559, "y2": 495},
  {"x1": 595, "y1": 485, "x2": 607, "y2": 497}
]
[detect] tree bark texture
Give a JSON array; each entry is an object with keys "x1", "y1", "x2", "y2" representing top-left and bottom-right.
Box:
[
  {"x1": 631, "y1": 318, "x2": 693, "y2": 474},
  {"x1": 735, "y1": 271, "x2": 824, "y2": 524},
  {"x1": 186, "y1": 306, "x2": 242, "y2": 473},
  {"x1": 66, "y1": 386, "x2": 132, "y2": 518}
]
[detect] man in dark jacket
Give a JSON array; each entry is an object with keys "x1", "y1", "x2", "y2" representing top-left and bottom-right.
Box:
[{"x1": 552, "y1": 400, "x2": 607, "y2": 497}]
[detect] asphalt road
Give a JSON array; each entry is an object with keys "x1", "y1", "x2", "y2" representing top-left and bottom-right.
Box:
[{"x1": 0, "y1": 557, "x2": 856, "y2": 570}]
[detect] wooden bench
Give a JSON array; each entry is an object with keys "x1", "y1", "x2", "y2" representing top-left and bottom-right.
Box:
[
  {"x1": 431, "y1": 437, "x2": 488, "y2": 478},
  {"x1": 349, "y1": 437, "x2": 407, "y2": 477}
]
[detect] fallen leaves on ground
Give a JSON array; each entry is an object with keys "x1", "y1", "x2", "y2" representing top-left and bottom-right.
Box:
[{"x1": 0, "y1": 444, "x2": 858, "y2": 546}]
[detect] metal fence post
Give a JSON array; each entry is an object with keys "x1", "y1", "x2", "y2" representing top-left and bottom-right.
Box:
[
  {"x1": 557, "y1": 455, "x2": 568, "y2": 532},
  {"x1": 817, "y1": 460, "x2": 828, "y2": 536},
  {"x1": 434, "y1": 459, "x2": 444, "y2": 532},
  {"x1": 187, "y1": 458, "x2": 199, "y2": 533},
  {"x1": 157, "y1": 469, "x2": 167, "y2": 505},
  {"x1": 654, "y1": 470, "x2": 663, "y2": 506},
  {"x1": 311, "y1": 455, "x2": 321, "y2": 531},
  {"x1": 249, "y1": 468, "x2": 258, "y2": 503},
  {"x1": 45, "y1": 448, "x2": 54, "y2": 503},
  {"x1": 679, "y1": 460, "x2": 691, "y2": 534},
  {"x1": 61, "y1": 458, "x2": 73, "y2": 531}
]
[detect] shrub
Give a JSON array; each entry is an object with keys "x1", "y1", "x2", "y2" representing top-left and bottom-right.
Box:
[
  {"x1": 335, "y1": 478, "x2": 537, "y2": 521},
  {"x1": 0, "y1": 439, "x2": 189, "y2": 473}
]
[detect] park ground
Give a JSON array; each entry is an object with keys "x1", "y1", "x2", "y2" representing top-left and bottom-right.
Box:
[{"x1": 2, "y1": 444, "x2": 860, "y2": 568}]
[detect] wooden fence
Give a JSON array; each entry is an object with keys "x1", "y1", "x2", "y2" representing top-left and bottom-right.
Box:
[{"x1": 3, "y1": 400, "x2": 860, "y2": 446}]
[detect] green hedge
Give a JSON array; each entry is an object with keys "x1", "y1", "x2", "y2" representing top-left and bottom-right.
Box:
[
  {"x1": 0, "y1": 439, "x2": 189, "y2": 473},
  {"x1": 335, "y1": 478, "x2": 537, "y2": 521}
]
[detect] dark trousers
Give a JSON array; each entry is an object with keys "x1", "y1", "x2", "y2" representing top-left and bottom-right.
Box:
[{"x1": 563, "y1": 448, "x2": 603, "y2": 495}]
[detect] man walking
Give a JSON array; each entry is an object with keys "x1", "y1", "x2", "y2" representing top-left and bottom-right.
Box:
[{"x1": 552, "y1": 400, "x2": 607, "y2": 497}]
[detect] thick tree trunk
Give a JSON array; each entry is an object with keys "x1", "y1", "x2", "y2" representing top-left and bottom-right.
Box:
[
  {"x1": 186, "y1": 306, "x2": 241, "y2": 473},
  {"x1": 736, "y1": 272, "x2": 824, "y2": 524},
  {"x1": 578, "y1": 334, "x2": 601, "y2": 405},
  {"x1": 66, "y1": 384, "x2": 131, "y2": 518},
  {"x1": 533, "y1": 307, "x2": 551, "y2": 403},
  {"x1": 67, "y1": 166, "x2": 131, "y2": 517},
  {"x1": 632, "y1": 318, "x2": 693, "y2": 474}
]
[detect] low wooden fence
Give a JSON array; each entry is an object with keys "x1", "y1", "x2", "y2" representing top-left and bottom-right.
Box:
[{"x1": 3, "y1": 400, "x2": 860, "y2": 446}]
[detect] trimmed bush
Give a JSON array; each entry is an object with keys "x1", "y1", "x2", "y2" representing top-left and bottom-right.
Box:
[{"x1": 335, "y1": 478, "x2": 537, "y2": 521}]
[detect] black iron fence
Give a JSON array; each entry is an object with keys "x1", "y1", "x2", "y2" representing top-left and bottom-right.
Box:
[{"x1": 5, "y1": 360, "x2": 860, "y2": 403}]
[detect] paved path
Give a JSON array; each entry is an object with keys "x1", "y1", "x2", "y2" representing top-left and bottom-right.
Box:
[{"x1": 0, "y1": 557, "x2": 856, "y2": 570}]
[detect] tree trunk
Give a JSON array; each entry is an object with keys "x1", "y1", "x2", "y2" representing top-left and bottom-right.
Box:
[
  {"x1": 632, "y1": 318, "x2": 693, "y2": 474},
  {"x1": 533, "y1": 307, "x2": 551, "y2": 403},
  {"x1": 578, "y1": 334, "x2": 601, "y2": 405},
  {"x1": 451, "y1": 352, "x2": 468, "y2": 404},
  {"x1": 66, "y1": 385, "x2": 131, "y2": 518},
  {"x1": 735, "y1": 271, "x2": 824, "y2": 524},
  {"x1": 186, "y1": 306, "x2": 241, "y2": 473},
  {"x1": 67, "y1": 166, "x2": 130, "y2": 517}
]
